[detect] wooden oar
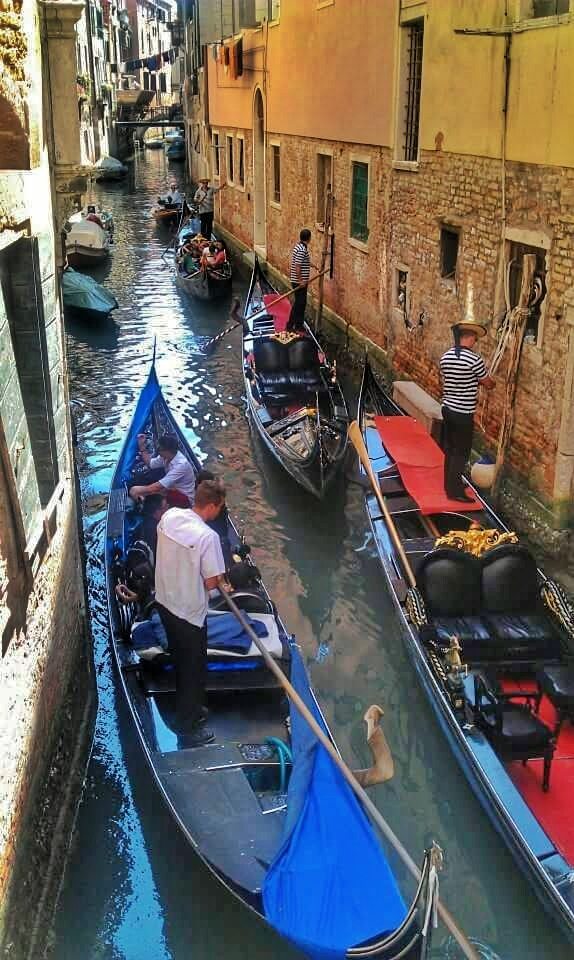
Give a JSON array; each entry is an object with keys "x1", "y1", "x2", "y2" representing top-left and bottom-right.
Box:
[
  {"x1": 348, "y1": 420, "x2": 417, "y2": 589},
  {"x1": 201, "y1": 270, "x2": 330, "y2": 352},
  {"x1": 219, "y1": 588, "x2": 479, "y2": 960}
]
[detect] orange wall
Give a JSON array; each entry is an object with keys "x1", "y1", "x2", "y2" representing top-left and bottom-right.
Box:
[{"x1": 207, "y1": 0, "x2": 398, "y2": 145}]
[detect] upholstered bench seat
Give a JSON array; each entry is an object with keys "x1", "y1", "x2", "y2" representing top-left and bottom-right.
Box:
[{"x1": 484, "y1": 613, "x2": 561, "y2": 660}]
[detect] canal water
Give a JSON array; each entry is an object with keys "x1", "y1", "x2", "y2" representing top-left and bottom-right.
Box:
[{"x1": 53, "y1": 150, "x2": 570, "y2": 960}]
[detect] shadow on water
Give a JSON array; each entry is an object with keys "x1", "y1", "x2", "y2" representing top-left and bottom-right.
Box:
[{"x1": 53, "y1": 150, "x2": 571, "y2": 960}]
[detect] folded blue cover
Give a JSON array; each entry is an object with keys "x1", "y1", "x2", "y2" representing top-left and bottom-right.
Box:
[{"x1": 207, "y1": 612, "x2": 268, "y2": 652}]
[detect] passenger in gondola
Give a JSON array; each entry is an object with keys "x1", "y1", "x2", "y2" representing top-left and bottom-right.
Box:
[
  {"x1": 155, "y1": 479, "x2": 228, "y2": 749},
  {"x1": 201, "y1": 242, "x2": 226, "y2": 270},
  {"x1": 139, "y1": 492, "x2": 169, "y2": 556},
  {"x1": 115, "y1": 562, "x2": 169, "y2": 661},
  {"x1": 86, "y1": 205, "x2": 104, "y2": 229},
  {"x1": 165, "y1": 182, "x2": 182, "y2": 208},
  {"x1": 130, "y1": 433, "x2": 196, "y2": 507},
  {"x1": 440, "y1": 321, "x2": 495, "y2": 502}
]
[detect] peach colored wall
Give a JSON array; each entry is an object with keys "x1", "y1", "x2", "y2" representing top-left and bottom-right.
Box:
[{"x1": 207, "y1": 0, "x2": 398, "y2": 145}]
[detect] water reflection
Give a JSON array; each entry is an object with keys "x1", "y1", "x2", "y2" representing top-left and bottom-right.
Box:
[{"x1": 53, "y1": 150, "x2": 570, "y2": 960}]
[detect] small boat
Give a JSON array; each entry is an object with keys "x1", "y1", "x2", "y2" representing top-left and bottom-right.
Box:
[
  {"x1": 62, "y1": 267, "x2": 118, "y2": 322},
  {"x1": 166, "y1": 138, "x2": 185, "y2": 161},
  {"x1": 93, "y1": 155, "x2": 128, "y2": 181},
  {"x1": 151, "y1": 194, "x2": 189, "y2": 228},
  {"x1": 65, "y1": 217, "x2": 111, "y2": 268},
  {"x1": 69, "y1": 204, "x2": 114, "y2": 237},
  {"x1": 174, "y1": 228, "x2": 232, "y2": 301},
  {"x1": 145, "y1": 137, "x2": 165, "y2": 150},
  {"x1": 356, "y1": 358, "x2": 574, "y2": 942},
  {"x1": 104, "y1": 360, "x2": 444, "y2": 959},
  {"x1": 242, "y1": 257, "x2": 349, "y2": 498}
]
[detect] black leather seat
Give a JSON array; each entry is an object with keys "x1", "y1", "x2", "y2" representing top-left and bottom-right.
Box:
[
  {"x1": 474, "y1": 673, "x2": 555, "y2": 791},
  {"x1": 417, "y1": 549, "x2": 489, "y2": 660},
  {"x1": 481, "y1": 544, "x2": 562, "y2": 662},
  {"x1": 537, "y1": 664, "x2": 574, "y2": 737},
  {"x1": 254, "y1": 335, "x2": 323, "y2": 397}
]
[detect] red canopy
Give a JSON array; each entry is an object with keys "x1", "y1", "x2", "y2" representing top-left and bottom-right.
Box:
[{"x1": 374, "y1": 415, "x2": 482, "y2": 515}]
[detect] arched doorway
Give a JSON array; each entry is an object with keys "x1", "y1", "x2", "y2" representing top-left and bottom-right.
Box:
[{"x1": 253, "y1": 88, "x2": 266, "y2": 253}]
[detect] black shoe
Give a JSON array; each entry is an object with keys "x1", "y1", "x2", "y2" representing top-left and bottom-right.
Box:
[
  {"x1": 450, "y1": 493, "x2": 475, "y2": 503},
  {"x1": 178, "y1": 726, "x2": 215, "y2": 749}
]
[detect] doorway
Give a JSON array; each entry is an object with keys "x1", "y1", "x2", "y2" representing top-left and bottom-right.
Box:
[{"x1": 253, "y1": 88, "x2": 266, "y2": 253}]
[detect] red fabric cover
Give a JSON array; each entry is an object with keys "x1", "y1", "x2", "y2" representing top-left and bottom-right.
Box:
[
  {"x1": 263, "y1": 294, "x2": 291, "y2": 332},
  {"x1": 374, "y1": 415, "x2": 481, "y2": 515},
  {"x1": 165, "y1": 489, "x2": 191, "y2": 508},
  {"x1": 502, "y1": 681, "x2": 574, "y2": 863}
]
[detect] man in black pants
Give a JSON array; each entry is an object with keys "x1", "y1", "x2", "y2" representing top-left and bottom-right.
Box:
[
  {"x1": 155, "y1": 481, "x2": 227, "y2": 749},
  {"x1": 286, "y1": 228, "x2": 316, "y2": 332},
  {"x1": 439, "y1": 322, "x2": 494, "y2": 502}
]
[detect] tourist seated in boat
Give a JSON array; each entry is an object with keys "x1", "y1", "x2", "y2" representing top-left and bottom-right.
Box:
[
  {"x1": 85, "y1": 205, "x2": 104, "y2": 229},
  {"x1": 115, "y1": 560, "x2": 169, "y2": 661},
  {"x1": 130, "y1": 433, "x2": 196, "y2": 507},
  {"x1": 201, "y1": 241, "x2": 227, "y2": 270},
  {"x1": 178, "y1": 234, "x2": 210, "y2": 274},
  {"x1": 164, "y1": 182, "x2": 182, "y2": 208}
]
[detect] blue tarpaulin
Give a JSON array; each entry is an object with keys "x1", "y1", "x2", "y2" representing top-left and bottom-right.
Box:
[
  {"x1": 206, "y1": 612, "x2": 268, "y2": 652},
  {"x1": 263, "y1": 648, "x2": 407, "y2": 960}
]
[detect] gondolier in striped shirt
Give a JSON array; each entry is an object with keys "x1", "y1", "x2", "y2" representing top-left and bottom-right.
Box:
[
  {"x1": 440, "y1": 321, "x2": 494, "y2": 502},
  {"x1": 287, "y1": 229, "x2": 316, "y2": 332}
]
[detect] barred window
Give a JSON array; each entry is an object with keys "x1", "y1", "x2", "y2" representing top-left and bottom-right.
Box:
[
  {"x1": 400, "y1": 20, "x2": 424, "y2": 162},
  {"x1": 350, "y1": 161, "x2": 369, "y2": 243},
  {"x1": 272, "y1": 144, "x2": 281, "y2": 204}
]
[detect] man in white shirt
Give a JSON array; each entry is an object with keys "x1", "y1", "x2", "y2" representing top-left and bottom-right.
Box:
[
  {"x1": 130, "y1": 434, "x2": 195, "y2": 508},
  {"x1": 155, "y1": 480, "x2": 227, "y2": 748},
  {"x1": 166, "y1": 181, "x2": 182, "y2": 207}
]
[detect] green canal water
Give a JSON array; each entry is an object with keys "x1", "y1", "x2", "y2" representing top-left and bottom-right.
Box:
[{"x1": 52, "y1": 149, "x2": 571, "y2": 960}]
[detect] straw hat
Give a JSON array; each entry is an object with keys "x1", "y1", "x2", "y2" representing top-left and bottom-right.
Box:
[
  {"x1": 451, "y1": 321, "x2": 487, "y2": 339},
  {"x1": 199, "y1": 176, "x2": 209, "y2": 183}
]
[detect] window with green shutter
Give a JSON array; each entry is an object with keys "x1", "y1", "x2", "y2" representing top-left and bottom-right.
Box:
[{"x1": 350, "y1": 162, "x2": 369, "y2": 243}]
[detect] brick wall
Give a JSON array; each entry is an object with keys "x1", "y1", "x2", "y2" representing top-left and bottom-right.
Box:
[{"x1": 213, "y1": 124, "x2": 574, "y2": 514}]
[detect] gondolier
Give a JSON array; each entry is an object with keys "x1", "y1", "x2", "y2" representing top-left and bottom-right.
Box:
[
  {"x1": 193, "y1": 177, "x2": 226, "y2": 239},
  {"x1": 287, "y1": 228, "x2": 316, "y2": 332},
  {"x1": 440, "y1": 321, "x2": 494, "y2": 502},
  {"x1": 155, "y1": 480, "x2": 227, "y2": 749}
]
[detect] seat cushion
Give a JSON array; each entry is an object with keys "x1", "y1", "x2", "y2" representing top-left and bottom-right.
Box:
[
  {"x1": 434, "y1": 616, "x2": 490, "y2": 644},
  {"x1": 482, "y1": 705, "x2": 552, "y2": 749},
  {"x1": 256, "y1": 371, "x2": 290, "y2": 390},
  {"x1": 417, "y1": 548, "x2": 481, "y2": 617},
  {"x1": 537, "y1": 665, "x2": 574, "y2": 709},
  {"x1": 481, "y1": 544, "x2": 540, "y2": 613},
  {"x1": 484, "y1": 613, "x2": 561, "y2": 660}
]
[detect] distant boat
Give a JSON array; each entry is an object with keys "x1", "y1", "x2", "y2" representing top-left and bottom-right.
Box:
[
  {"x1": 69, "y1": 204, "x2": 114, "y2": 237},
  {"x1": 94, "y1": 155, "x2": 128, "y2": 181},
  {"x1": 150, "y1": 193, "x2": 189, "y2": 227},
  {"x1": 62, "y1": 267, "x2": 118, "y2": 322},
  {"x1": 145, "y1": 137, "x2": 164, "y2": 150},
  {"x1": 65, "y1": 218, "x2": 111, "y2": 268},
  {"x1": 166, "y1": 138, "x2": 185, "y2": 161}
]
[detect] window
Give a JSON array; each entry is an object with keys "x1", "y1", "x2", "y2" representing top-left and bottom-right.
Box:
[
  {"x1": 350, "y1": 161, "x2": 369, "y2": 243},
  {"x1": 397, "y1": 20, "x2": 424, "y2": 162},
  {"x1": 440, "y1": 227, "x2": 459, "y2": 279},
  {"x1": 143, "y1": 71, "x2": 150, "y2": 90},
  {"x1": 226, "y1": 134, "x2": 234, "y2": 183},
  {"x1": 272, "y1": 143, "x2": 281, "y2": 204},
  {"x1": 316, "y1": 152, "x2": 333, "y2": 224},
  {"x1": 237, "y1": 136, "x2": 245, "y2": 187},
  {"x1": 526, "y1": 0, "x2": 569, "y2": 15},
  {"x1": 507, "y1": 241, "x2": 548, "y2": 344},
  {"x1": 212, "y1": 130, "x2": 220, "y2": 177},
  {"x1": 150, "y1": 73, "x2": 157, "y2": 91},
  {"x1": 395, "y1": 268, "x2": 409, "y2": 310},
  {"x1": 159, "y1": 72, "x2": 167, "y2": 92},
  {"x1": 253, "y1": 0, "x2": 280, "y2": 21}
]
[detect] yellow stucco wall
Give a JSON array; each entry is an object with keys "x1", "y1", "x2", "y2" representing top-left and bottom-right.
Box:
[{"x1": 206, "y1": 0, "x2": 574, "y2": 169}]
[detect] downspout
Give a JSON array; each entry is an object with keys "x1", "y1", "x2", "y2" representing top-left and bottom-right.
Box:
[{"x1": 500, "y1": 31, "x2": 511, "y2": 246}]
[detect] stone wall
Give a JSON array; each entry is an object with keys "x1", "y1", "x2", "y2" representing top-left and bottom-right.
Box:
[{"x1": 213, "y1": 125, "x2": 574, "y2": 526}]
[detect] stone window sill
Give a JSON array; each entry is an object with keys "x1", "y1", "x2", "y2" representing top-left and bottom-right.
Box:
[
  {"x1": 348, "y1": 236, "x2": 369, "y2": 254},
  {"x1": 270, "y1": 199, "x2": 281, "y2": 211},
  {"x1": 392, "y1": 159, "x2": 420, "y2": 172}
]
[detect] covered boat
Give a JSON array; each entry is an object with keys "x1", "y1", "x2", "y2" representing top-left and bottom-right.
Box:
[
  {"x1": 62, "y1": 267, "x2": 118, "y2": 322},
  {"x1": 242, "y1": 257, "x2": 348, "y2": 498},
  {"x1": 356, "y1": 358, "x2": 574, "y2": 942},
  {"x1": 65, "y1": 217, "x2": 111, "y2": 268},
  {"x1": 166, "y1": 138, "x2": 185, "y2": 161},
  {"x1": 93, "y1": 155, "x2": 128, "y2": 181},
  {"x1": 69, "y1": 204, "x2": 114, "y2": 237},
  {"x1": 104, "y1": 361, "x2": 444, "y2": 959}
]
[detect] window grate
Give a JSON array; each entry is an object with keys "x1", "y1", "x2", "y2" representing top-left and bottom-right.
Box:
[
  {"x1": 403, "y1": 21, "x2": 424, "y2": 162},
  {"x1": 350, "y1": 162, "x2": 369, "y2": 242},
  {"x1": 272, "y1": 144, "x2": 281, "y2": 203}
]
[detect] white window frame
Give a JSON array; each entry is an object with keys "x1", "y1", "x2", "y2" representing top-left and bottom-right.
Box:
[
  {"x1": 236, "y1": 134, "x2": 245, "y2": 190},
  {"x1": 348, "y1": 154, "x2": 370, "y2": 252},
  {"x1": 226, "y1": 133, "x2": 234, "y2": 185},
  {"x1": 315, "y1": 149, "x2": 333, "y2": 230},
  {"x1": 212, "y1": 129, "x2": 221, "y2": 180},
  {"x1": 270, "y1": 139, "x2": 281, "y2": 209}
]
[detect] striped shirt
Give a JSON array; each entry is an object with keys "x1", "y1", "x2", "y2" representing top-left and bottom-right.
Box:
[
  {"x1": 289, "y1": 242, "x2": 311, "y2": 283},
  {"x1": 440, "y1": 347, "x2": 488, "y2": 415}
]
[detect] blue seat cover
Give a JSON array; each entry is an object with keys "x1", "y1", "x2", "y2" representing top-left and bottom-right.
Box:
[{"x1": 263, "y1": 648, "x2": 406, "y2": 959}]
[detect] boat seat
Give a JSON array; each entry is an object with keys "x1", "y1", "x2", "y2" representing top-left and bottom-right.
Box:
[
  {"x1": 480, "y1": 544, "x2": 562, "y2": 661},
  {"x1": 254, "y1": 335, "x2": 323, "y2": 396}
]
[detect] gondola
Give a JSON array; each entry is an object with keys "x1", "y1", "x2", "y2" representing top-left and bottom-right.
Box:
[
  {"x1": 104, "y1": 360, "x2": 443, "y2": 960},
  {"x1": 357, "y1": 358, "x2": 574, "y2": 942},
  {"x1": 174, "y1": 218, "x2": 232, "y2": 300},
  {"x1": 62, "y1": 267, "x2": 118, "y2": 322},
  {"x1": 242, "y1": 257, "x2": 349, "y2": 498}
]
